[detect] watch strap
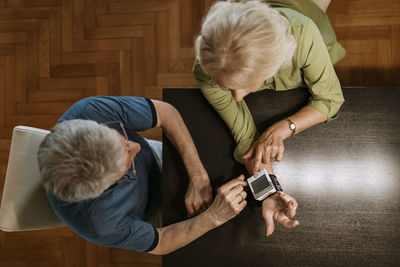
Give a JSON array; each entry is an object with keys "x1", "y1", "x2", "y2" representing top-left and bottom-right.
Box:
[
  {"x1": 269, "y1": 174, "x2": 282, "y2": 192},
  {"x1": 286, "y1": 118, "x2": 296, "y2": 136}
]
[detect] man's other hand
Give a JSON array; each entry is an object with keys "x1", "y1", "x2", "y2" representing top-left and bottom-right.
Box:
[
  {"x1": 185, "y1": 174, "x2": 212, "y2": 217},
  {"x1": 207, "y1": 175, "x2": 248, "y2": 226},
  {"x1": 262, "y1": 191, "x2": 299, "y2": 236}
]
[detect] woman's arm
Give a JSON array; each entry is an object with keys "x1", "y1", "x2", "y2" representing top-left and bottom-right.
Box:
[
  {"x1": 193, "y1": 60, "x2": 259, "y2": 163},
  {"x1": 243, "y1": 20, "x2": 344, "y2": 174}
]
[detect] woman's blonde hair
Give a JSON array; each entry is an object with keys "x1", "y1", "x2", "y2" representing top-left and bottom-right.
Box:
[{"x1": 195, "y1": 0, "x2": 297, "y2": 89}]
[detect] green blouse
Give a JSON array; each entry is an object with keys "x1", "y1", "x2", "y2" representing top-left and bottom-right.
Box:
[{"x1": 193, "y1": 5, "x2": 346, "y2": 163}]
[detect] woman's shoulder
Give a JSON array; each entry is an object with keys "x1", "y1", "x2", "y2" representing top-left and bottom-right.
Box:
[
  {"x1": 274, "y1": 8, "x2": 315, "y2": 37},
  {"x1": 274, "y1": 8, "x2": 324, "y2": 67}
]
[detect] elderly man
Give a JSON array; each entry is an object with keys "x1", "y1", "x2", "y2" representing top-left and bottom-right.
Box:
[{"x1": 38, "y1": 96, "x2": 298, "y2": 255}]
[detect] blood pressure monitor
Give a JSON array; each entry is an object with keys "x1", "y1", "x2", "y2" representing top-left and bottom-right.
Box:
[{"x1": 247, "y1": 169, "x2": 282, "y2": 201}]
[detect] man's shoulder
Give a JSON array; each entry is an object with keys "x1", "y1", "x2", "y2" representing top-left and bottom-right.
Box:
[
  {"x1": 58, "y1": 96, "x2": 111, "y2": 123},
  {"x1": 62, "y1": 96, "x2": 146, "y2": 115},
  {"x1": 58, "y1": 96, "x2": 152, "y2": 124}
]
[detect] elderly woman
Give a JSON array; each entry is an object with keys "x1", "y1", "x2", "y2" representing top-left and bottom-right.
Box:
[{"x1": 193, "y1": 0, "x2": 345, "y2": 175}]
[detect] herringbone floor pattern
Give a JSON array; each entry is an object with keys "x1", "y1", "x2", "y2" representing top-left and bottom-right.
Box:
[{"x1": 0, "y1": 0, "x2": 399, "y2": 266}]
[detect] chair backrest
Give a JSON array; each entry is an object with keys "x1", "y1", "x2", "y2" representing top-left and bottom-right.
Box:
[{"x1": 0, "y1": 126, "x2": 64, "y2": 232}]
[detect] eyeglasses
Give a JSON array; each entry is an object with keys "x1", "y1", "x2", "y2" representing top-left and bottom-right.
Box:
[{"x1": 102, "y1": 121, "x2": 136, "y2": 175}]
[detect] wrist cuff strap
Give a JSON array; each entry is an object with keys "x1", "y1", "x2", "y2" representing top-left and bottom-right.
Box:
[{"x1": 269, "y1": 174, "x2": 283, "y2": 192}]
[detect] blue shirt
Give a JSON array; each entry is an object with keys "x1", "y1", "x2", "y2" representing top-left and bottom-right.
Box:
[{"x1": 46, "y1": 96, "x2": 161, "y2": 252}]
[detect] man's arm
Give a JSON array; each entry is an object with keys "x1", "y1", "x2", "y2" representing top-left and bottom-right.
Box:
[
  {"x1": 151, "y1": 100, "x2": 212, "y2": 216},
  {"x1": 149, "y1": 176, "x2": 247, "y2": 255}
]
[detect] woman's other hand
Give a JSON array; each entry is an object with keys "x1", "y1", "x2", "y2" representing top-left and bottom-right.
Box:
[{"x1": 262, "y1": 191, "x2": 299, "y2": 236}]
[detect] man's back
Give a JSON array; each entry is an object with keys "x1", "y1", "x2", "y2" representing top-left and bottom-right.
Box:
[{"x1": 45, "y1": 96, "x2": 161, "y2": 252}]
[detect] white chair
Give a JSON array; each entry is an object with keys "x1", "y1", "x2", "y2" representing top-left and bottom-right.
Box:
[
  {"x1": 0, "y1": 126, "x2": 164, "y2": 232},
  {"x1": 0, "y1": 126, "x2": 64, "y2": 231}
]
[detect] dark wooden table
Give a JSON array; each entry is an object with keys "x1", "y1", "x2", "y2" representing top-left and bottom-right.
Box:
[{"x1": 162, "y1": 87, "x2": 400, "y2": 266}]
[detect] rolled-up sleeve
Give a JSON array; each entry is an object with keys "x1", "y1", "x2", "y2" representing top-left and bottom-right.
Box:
[
  {"x1": 74, "y1": 96, "x2": 157, "y2": 131},
  {"x1": 300, "y1": 20, "x2": 345, "y2": 121},
  {"x1": 193, "y1": 60, "x2": 259, "y2": 163}
]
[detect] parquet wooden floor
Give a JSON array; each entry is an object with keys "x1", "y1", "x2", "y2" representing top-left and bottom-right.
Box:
[{"x1": 0, "y1": 0, "x2": 399, "y2": 266}]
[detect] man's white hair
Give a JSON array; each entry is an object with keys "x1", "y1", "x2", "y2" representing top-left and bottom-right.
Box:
[{"x1": 38, "y1": 119, "x2": 127, "y2": 202}]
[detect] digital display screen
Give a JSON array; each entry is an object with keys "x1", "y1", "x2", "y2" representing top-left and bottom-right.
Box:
[{"x1": 251, "y1": 174, "x2": 271, "y2": 194}]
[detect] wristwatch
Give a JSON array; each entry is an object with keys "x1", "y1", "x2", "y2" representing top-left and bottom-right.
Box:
[{"x1": 286, "y1": 118, "x2": 296, "y2": 136}]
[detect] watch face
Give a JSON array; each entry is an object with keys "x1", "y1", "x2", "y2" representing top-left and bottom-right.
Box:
[{"x1": 290, "y1": 124, "x2": 295, "y2": 130}]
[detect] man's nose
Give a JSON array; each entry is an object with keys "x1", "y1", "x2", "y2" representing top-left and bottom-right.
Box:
[{"x1": 128, "y1": 141, "x2": 141, "y2": 157}]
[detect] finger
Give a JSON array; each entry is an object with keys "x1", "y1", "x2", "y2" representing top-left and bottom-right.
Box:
[
  {"x1": 278, "y1": 191, "x2": 295, "y2": 206},
  {"x1": 269, "y1": 144, "x2": 280, "y2": 162},
  {"x1": 285, "y1": 193, "x2": 298, "y2": 211},
  {"x1": 236, "y1": 200, "x2": 247, "y2": 213},
  {"x1": 242, "y1": 147, "x2": 254, "y2": 160},
  {"x1": 228, "y1": 184, "x2": 245, "y2": 199},
  {"x1": 242, "y1": 191, "x2": 247, "y2": 199},
  {"x1": 186, "y1": 203, "x2": 195, "y2": 218},
  {"x1": 221, "y1": 175, "x2": 247, "y2": 191},
  {"x1": 193, "y1": 202, "x2": 203, "y2": 215},
  {"x1": 276, "y1": 138, "x2": 285, "y2": 162},
  {"x1": 277, "y1": 192, "x2": 297, "y2": 218},
  {"x1": 239, "y1": 191, "x2": 247, "y2": 203},
  {"x1": 253, "y1": 146, "x2": 263, "y2": 174},
  {"x1": 261, "y1": 146, "x2": 272, "y2": 165},
  {"x1": 264, "y1": 212, "x2": 275, "y2": 237},
  {"x1": 236, "y1": 174, "x2": 245, "y2": 181},
  {"x1": 288, "y1": 200, "x2": 299, "y2": 218},
  {"x1": 273, "y1": 145, "x2": 280, "y2": 159},
  {"x1": 278, "y1": 217, "x2": 299, "y2": 229},
  {"x1": 233, "y1": 191, "x2": 247, "y2": 204}
]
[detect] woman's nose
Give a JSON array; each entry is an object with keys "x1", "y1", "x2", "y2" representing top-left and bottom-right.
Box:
[{"x1": 231, "y1": 90, "x2": 245, "y2": 102}]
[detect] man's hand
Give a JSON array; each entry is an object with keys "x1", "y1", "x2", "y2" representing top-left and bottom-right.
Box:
[
  {"x1": 207, "y1": 175, "x2": 248, "y2": 226},
  {"x1": 150, "y1": 175, "x2": 248, "y2": 255},
  {"x1": 262, "y1": 191, "x2": 299, "y2": 236},
  {"x1": 185, "y1": 174, "x2": 212, "y2": 217},
  {"x1": 151, "y1": 100, "x2": 213, "y2": 217}
]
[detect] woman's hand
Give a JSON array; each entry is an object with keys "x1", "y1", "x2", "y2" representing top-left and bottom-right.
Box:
[
  {"x1": 262, "y1": 191, "x2": 299, "y2": 236},
  {"x1": 242, "y1": 120, "x2": 292, "y2": 175},
  {"x1": 185, "y1": 173, "x2": 213, "y2": 218},
  {"x1": 243, "y1": 158, "x2": 274, "y2": 176}
]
